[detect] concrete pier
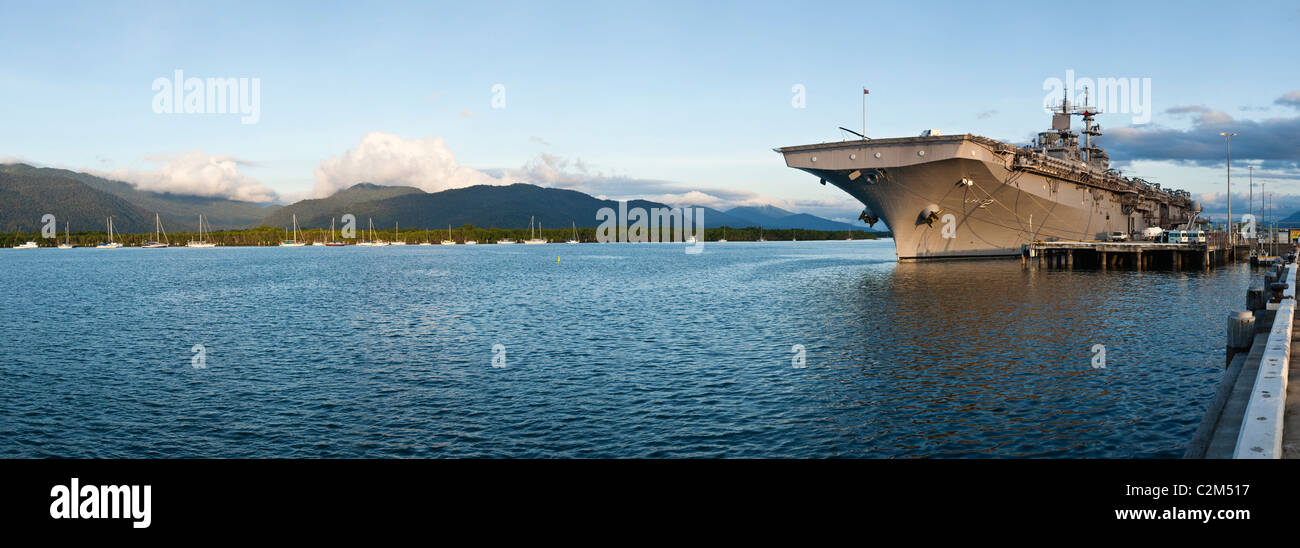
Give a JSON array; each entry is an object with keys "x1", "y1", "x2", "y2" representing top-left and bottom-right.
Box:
[
  {"x1": 1186, "y1": 257, "x2": 1300, "y2": 458},
  {"x1": 1024, "y1": 239, "x2": 1237, "y2": 270}
]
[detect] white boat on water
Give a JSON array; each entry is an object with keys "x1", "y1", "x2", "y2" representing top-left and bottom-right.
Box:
[
  {"x1": 57, "y1": 222, "x2": 76, "y2": 249},
  {"x1": 186, "y1": 215, "x2": 217, "y2": 248},
  {"x1": 523, "y1": 216, "x2": 547, "y2": 245},
  {"x1": 390, "y1": 222, "x2": 407, "y2": 245},
  {"x1": 325, "y1": 218, "x2": 346, "y2": 246},
  {"x1": 357, "y1": 218, "x2": 388, "y2": 246},
  {"x1": 13, "y1": 240, "x2": 38, "y2": 249},
  {"x1": 141, "y1": 213, "x2": 169, "y2": 248},
  {"x1": 97, "y1": 217, "x2": 122, "y2": 248},
  {"x1": 718, "y1": 227, "x2": 727, "y2": 243},
  {"x1": 441, "y1": 224, "x2": 456, "y2": 245},
  {"x1": 685, "y1": 236, "x2": 697, "y2": 244},
  {"x1": 464, "y1": 239, "x2": 478, "y2": 245},
  {"x1": 566, "y1": 221, "x2": 579, "y2": 244},
  {"x1": 280, "y1": 214, "x2": 307, "y2": 247}
]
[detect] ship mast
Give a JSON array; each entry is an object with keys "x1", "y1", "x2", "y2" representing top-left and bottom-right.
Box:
[{"x1": 1076, "y1": 86, "x2": 1104, "y2": 165}]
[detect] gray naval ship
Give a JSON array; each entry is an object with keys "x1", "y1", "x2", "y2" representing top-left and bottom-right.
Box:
[{"x1": 778, "y1": 93, "x2": 1200, "y2": 260}]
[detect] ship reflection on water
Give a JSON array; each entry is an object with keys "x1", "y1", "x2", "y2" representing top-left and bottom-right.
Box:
[{"x1": 813, "y1": 256, "x2": 1247, "y2": 457}]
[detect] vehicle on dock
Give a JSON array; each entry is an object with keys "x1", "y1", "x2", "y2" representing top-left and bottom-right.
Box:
[
  {"x1": 1156, "y1": 230, "x2": 1183, "y2": 243},
  {"x1": 1105, "y1": 231, "x2": 1129, "y2": 242},
  {"x1": 1141, "y1": 226, "x2": 1165, "y2": 240}
]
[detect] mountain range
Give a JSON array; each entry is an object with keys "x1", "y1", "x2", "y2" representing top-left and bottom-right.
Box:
[
  {"x1": 261, "y1": 183, "x2": 874, "y2": 232},
  {"x1": 0, "y1": 163, "x2": 875, "y2": 233},
  {"x1": 0, "y1": 163, "x2": 277, "y2": 232}
]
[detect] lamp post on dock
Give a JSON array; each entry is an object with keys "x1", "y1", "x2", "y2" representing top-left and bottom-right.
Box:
[
  {"x1": 1249, "y1": 165, "x2": 1255, "y2": 251},
  {"x1": 1220, "y1": 132, "x2": 1236, "y2": 245}
]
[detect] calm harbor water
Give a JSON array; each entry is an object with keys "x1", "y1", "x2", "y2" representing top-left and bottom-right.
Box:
[{"x1": 0, "y1": 240, "x2": 1250, "y2": 458}]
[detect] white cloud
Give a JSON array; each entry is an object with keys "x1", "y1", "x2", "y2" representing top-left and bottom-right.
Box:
[
  {"x1": 500, "y1": 151, "x2": 863, "y2": 220},
  {"x1": 100, "y1": 151, "x2": 277, "y2": 203},
  {"x1": 312, "y1": 131, "x2": 502, "y2": 198},
  {"x1": 643, "y1": 190, "x2": 729, "y2": 208},
  {"x1": 1, "y1": 155, "x2": 36, "y2": 165}
]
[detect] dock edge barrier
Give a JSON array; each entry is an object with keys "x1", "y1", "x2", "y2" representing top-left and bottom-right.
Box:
[{"x1": 1234, "y1": 263, "x2": 1297, "y2": 458}]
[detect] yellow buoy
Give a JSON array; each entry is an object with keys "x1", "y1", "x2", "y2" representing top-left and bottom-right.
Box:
[{"x1": 557, "y1": 256, "x2": 561, "y2": 262}]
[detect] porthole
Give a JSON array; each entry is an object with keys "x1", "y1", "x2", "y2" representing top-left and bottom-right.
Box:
[
  {"x1": 917, "y1": 150, "x2": 926, "y2": 157},
  {"x1": 849, "y1": 154, "x2": 856, "y2": 160},
  {"x1": 874, "y1": 152, "x2": 882, "y2": 159}
]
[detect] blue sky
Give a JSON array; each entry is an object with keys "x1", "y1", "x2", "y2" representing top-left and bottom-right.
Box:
[{"x1": 2, "y1": 0, "x2": 1298, "y2": 221}]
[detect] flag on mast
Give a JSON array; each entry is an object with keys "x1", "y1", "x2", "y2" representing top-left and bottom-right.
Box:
[{"x1": 863, "y1": 88, "x2": 869, "y2": 94}]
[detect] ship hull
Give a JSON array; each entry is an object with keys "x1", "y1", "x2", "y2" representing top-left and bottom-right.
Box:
[{"x1": 779, "y1": 135, "x2": 1194, "y2": 261}]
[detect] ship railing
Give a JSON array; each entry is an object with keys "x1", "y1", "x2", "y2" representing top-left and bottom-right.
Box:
[{"x1": 1015, "y1": 153, "x2": 1130, "y2": 193}]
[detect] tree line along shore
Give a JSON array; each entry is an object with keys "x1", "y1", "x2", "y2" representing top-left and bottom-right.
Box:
[{"x1": 3, "y1": 224, "x2": 885, "y2": 247}]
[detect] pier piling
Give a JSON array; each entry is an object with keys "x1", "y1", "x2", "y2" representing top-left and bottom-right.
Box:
[{"x1": 1026, "y1": 240, "x2": 1238, "y2": 271}]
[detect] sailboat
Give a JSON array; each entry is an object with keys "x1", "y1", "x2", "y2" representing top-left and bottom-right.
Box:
[
  {"x1": 58, "y1": 222, "x2": 76, "y2": 249},
  {"x1": 325, "y1": 218, "x2": 346, "y2": 246},
  {"x1": 757, "y1": 226, "x2": 766, "y2": 243},
  {"x1": 718, "y1": 227, "x2": 727, "y2": 243},
  {"x1": 311, "y1": 228, "x2": 327, "y2": 246},
  {"x1": 142, "y1": 214, "x2": 169, "y2": 248},
  {"x1": 566, "y1": 221, "x2": 579, "y2": 244},
  {"x1": 97, "y1": 217, "x2": 122, "y2": 248},
  {"x1": 280, "y1": 214, "x2": 306, "y2": 246},
  {"x1": 186, "y1": 215, "x2": 217, "y2": 247},
  {"x1": 440, "y1": 224, "x2": 456, "y2": 245},
  {"x1": 523, "y1": 216, "x2": 547, "y2": 244},
  {"x1": 357, "y1": 218, "x2": 388, "y2": 246},
  {"x1": 391, "y1": 222, "x2": 407, "y2": 245}
]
